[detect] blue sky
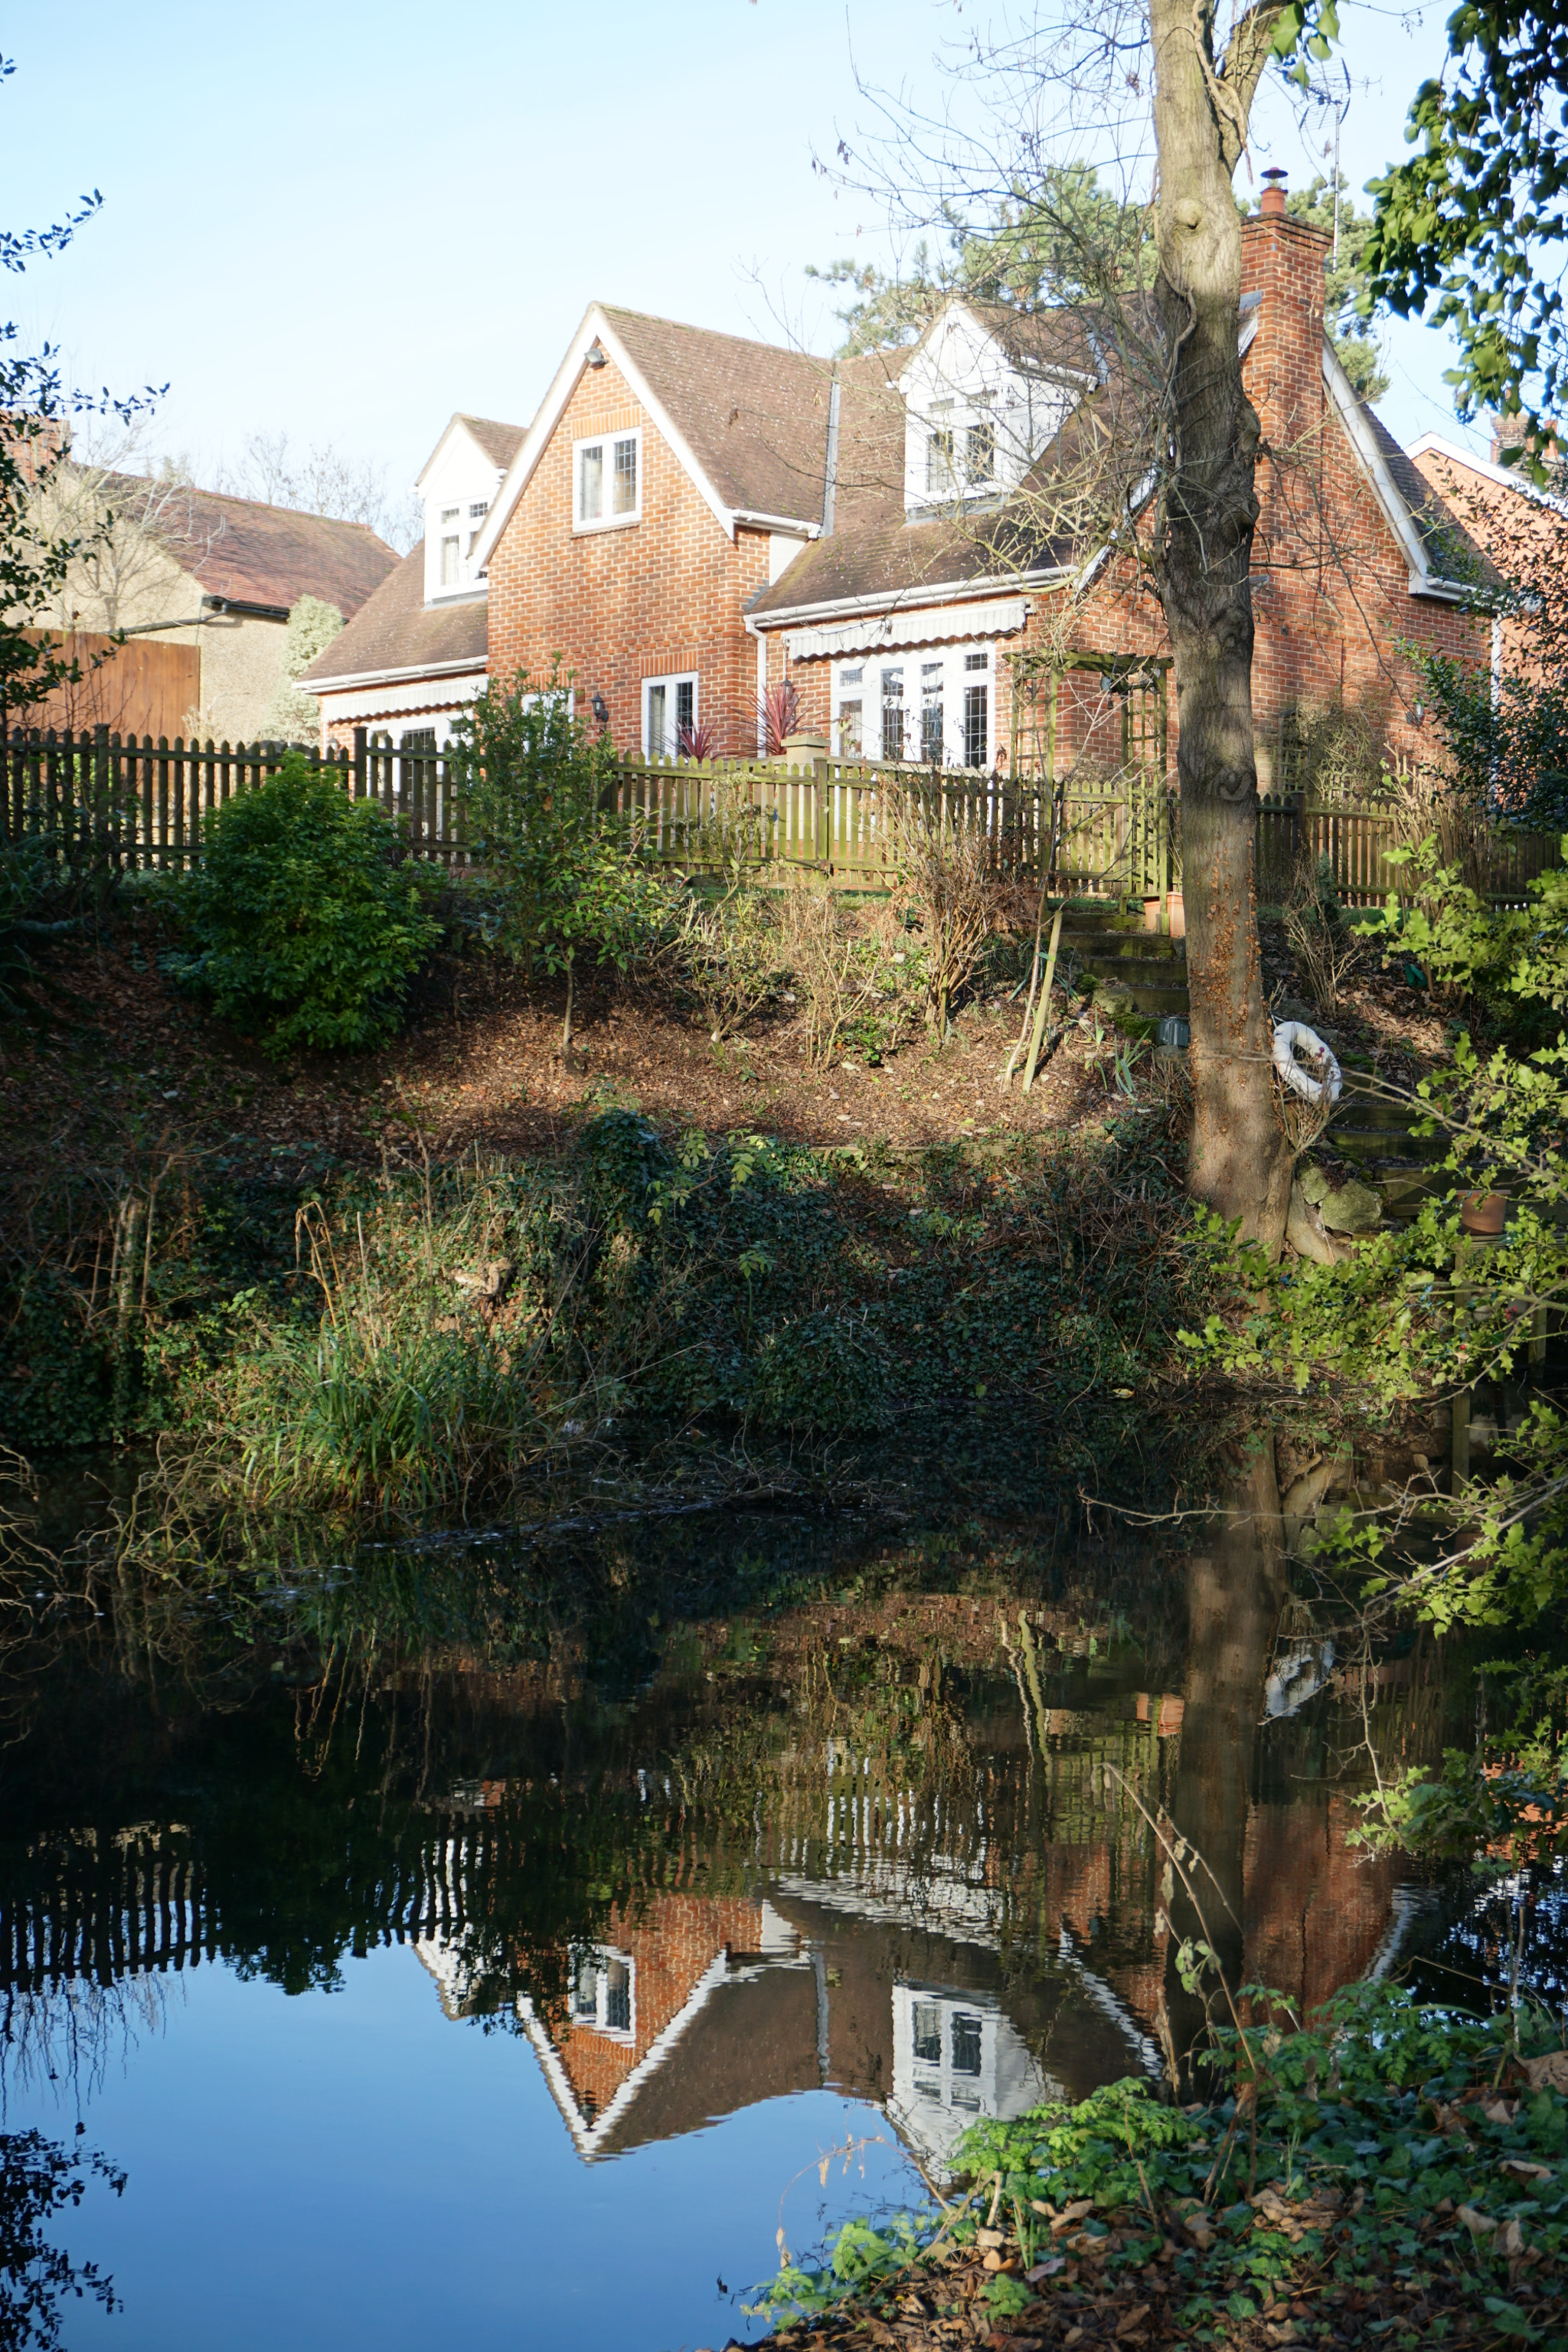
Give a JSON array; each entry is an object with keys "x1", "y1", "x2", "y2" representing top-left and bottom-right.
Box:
[{"x1": 1, "y1": 0, "x2": 1481, "y2": 524}]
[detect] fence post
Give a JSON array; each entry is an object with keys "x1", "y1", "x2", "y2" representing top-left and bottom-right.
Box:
[
  {"x1": 94, "y1": 724, "x2": 111, "y2": 867},
  {"x1": 353, "y1": 727, "x2": 367, "y2": 804}
]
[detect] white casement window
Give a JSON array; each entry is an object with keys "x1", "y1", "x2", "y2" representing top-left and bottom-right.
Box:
[
  {"x1": 908, "y1": 1994, "x2": 988, "y2": 2114},
  {"x1": 439, "y1": 505, "x2": 461, "y2": 589},
  {"x1": 926, "y1": 426, "x2": 956, "y2": 498},
  {"x1": 570, "y1": 1946, "x2": 635, "y2": 2042},
  {"x1": 466, "y1": 499, "x2": 488, "y2": 558},
  {"x1": 644, "y1": 671, "x2": 697, "y2": 759},
  {"x1": 575, "y1": 429, "x2": 642, "y2": 530},
  {"x1": 833, "y1": 645, "x2": 991, "y2": 769},
  {"x1": 835, "y1": 663, "x2": 864, "y2": 756},
  {"x1": 965, "y1": 417, "x2": 995, "y2": 485}
]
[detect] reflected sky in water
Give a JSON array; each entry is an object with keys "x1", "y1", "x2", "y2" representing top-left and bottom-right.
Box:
[{"x1": 2, "y1": 1427, "x2": 1556, "y2": 2349}]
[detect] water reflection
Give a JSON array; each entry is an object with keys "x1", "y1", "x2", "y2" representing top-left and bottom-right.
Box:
[{"x1": 0, "y1": 1430, "x2": 1543, "y2": 2349}]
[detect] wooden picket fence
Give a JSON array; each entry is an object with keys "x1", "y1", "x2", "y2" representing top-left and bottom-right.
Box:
[
  {"x1": 1256, "y1": 793, "x2": 1562, "y2": 907},
  {"x1": 3, "y1": 725, "x2": 1559, "y2": 907}
]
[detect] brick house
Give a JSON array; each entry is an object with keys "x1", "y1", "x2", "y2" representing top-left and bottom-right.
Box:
[
  {"x1": 459, "y1": 185, "x2": 1488, "y2": 801},
  {"x1": 1406, "y1": 427, "x2": 1568, "y2": 694}
]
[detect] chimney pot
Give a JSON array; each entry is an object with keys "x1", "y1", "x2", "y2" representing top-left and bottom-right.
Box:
[{"x1": 1260, "y1": 167, "x2": 1288, "y2": 218}]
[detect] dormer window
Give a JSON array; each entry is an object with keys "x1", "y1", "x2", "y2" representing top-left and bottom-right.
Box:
[
  {"x1": 439, "y1": 535, "x2": 459, "y2": 587},
  {"x1": 926, "y1": 427, "x2": 956, "y2": 497},
  {"x1": 965, "y1": 420, "x2": 995, "y2": 483}
]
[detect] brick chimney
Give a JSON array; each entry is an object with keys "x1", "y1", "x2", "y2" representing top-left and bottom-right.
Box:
[{"x1": 1240, "y1": 170, "x2": 1331, "y2": 448}]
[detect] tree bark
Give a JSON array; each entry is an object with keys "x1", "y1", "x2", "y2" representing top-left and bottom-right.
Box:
[{"x1": 1149, "y1": 0, "x2": 1293, "y2": 1253}]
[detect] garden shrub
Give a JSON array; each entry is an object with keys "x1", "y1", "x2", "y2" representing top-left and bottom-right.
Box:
[{"x1": 161, "y1": 753, "x2": 442, "y2": 1057}]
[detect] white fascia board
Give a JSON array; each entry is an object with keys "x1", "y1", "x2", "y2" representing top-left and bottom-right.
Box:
[
  {"x1": 416, "y1": 413, "x2": 492, "y2": 492},
  {"x1": 1321, "y1": 338, "x2": 1473, "y2": 601},
  {"x1": 468, "y1": 312, "x2": 600, "y2": 573},
  {"x1": 1406, "y1": 430, "x2": 1568, "y2": 519},
  {"x1": 897, "y1": 297, "x2": 964, "y2": 396},
  {"x1": 514, "y1": 1946, "x2": 735, "y2": 2163},
  {"x1": 297, "y1": 655, "x2": 487, "y2": 697},
  {"x1": 469, "y1": 303, "x2": 740, "y2": 572},
  {"x1": 731, "y1": 509, "x2": 821, "y2": 537},
  {"x1": 755, "y1": 567, "x2": 1067, "y2": 635}
]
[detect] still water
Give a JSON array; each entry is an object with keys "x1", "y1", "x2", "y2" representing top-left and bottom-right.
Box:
[{"x1": 0, "y1": 1427, "x2": 1560, "y2": 2349}]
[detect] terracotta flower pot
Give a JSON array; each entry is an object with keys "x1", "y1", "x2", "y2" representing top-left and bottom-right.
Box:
[{"x1": 1460, "y1": 1190, "x2": 1507, "y2": 1236}]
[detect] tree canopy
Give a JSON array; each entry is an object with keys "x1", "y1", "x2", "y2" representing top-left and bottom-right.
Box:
[
  {"x1": 1365, "y1": 3, "x2": 1568, "y2": 470},
  {"x1": 1, "y1": 51, "x2": 157, "y2": 724},
  {"x1": 812, "y1": 160, "x2": 1389, "y2": 407},
  {"x1": 806, "y1": 164, "x2": 1150, "y2": 356}
]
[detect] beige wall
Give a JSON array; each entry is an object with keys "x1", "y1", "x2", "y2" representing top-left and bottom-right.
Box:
[
  {"x1": 27, "y1": 468, "x2": 290, "y2": 743},
  {"x1": 136, "y1": 606, "x2": 287, "y2": 743}
]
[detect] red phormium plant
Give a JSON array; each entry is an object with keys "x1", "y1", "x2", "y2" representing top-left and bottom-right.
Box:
[
  {"x1": 758, "y1": 678, "x2": 800, "y2": 756},
  {"x1": 676, "y1": 717, "x2": 717, "y2": 762}
]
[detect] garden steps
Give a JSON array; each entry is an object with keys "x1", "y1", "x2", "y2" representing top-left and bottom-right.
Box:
[{"x1": 1057, "y1": 913, "x2": 1189, "y2": 1020}]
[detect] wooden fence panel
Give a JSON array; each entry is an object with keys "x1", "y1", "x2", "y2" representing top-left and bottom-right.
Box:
[{"x1": 2, "y1": 733, "x2": 1560, "y2": 906}]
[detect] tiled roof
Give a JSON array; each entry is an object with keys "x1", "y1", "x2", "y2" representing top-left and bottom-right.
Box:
[
  {"x1": 455, "y1": 413, "x2": 528, "y2": 471},
  {"x1": 1365, "y1": 410, "x2": 1498, "y2": 586},
  {"x1": 298, "y1": 543, "x2": 487, "y2": 688},
  {"x1": 602, "y1": 308, "x2": 906, "y2": 528},
  {"x1": 100, "y1": 473, "x2": 400, "y2": 618}
]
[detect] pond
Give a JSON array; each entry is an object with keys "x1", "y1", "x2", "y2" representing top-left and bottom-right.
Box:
[{"x1": 1, "y1": 1423, "x2": 1561, "y2": 2351}]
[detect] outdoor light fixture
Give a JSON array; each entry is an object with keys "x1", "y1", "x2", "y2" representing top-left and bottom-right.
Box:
[
  {"x1": 586, "y1": 341, "x2": 607, "y2": 369},
  {"x1": 592, "y1": 692, "x2": 609, "y2": 727}
]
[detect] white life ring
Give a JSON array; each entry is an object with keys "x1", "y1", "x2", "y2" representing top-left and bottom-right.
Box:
[{"x1": 1272, "y1": 1019, "x2": 1342, "y2": 1108}]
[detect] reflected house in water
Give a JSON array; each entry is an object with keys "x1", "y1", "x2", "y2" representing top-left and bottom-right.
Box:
[
  {"x1": 408, "y1": 1654, "x2": 1427, "y2": 2173},
  {"x1": 420, "y1": 1883, "x2": 1060, "y2": 2171}
]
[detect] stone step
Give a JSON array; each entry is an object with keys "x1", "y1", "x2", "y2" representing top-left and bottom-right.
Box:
[
  {"x1": 1060, "y1": 930, "x2": 1186, "y2": 965},
  {"x1": 1089, "y1": 981, "x2": 1192, "y2": 1018},
  {"x1": 1077, "y1": 959, "x2": 1192, "y2": 992}
]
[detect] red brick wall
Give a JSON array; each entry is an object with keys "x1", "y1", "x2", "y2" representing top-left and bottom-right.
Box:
[
  {"x1": 548, "y1": 1892, "x2": 764, "y2": 2122},
  {"x1": 485, "y1": 353, "x2": 770, "y2": 757},
  {"x1": 763, "y1": 214, "x2": 1487, "y2": 787}
]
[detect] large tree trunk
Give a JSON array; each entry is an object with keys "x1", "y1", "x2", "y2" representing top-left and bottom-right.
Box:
[{"x1": 1149, "y1": 1, "x2": 1292, "y2": 1253}]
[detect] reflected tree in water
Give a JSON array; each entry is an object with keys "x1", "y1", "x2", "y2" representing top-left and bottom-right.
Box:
[
  {"x1": 0, "y1": 2128, "x2": 124, "y2": 2350},
  {"x1": 1164, "y1": 1436, "x2": 1289, "y2": 2088}
]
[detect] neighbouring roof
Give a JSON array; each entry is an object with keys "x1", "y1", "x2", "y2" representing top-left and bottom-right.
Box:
[
  {"x1": 454, "y1": 413, "x2": 528, "y2": 471},
  {"x1": 298, "y1": 541, "x2": 488, "y2": 691},
  {"x1": 98, "y1": 472, "x2": 400, "y2": 619},
  {"x1": 1365, "y1": 411, "x2": 1498, "y2": 588}
]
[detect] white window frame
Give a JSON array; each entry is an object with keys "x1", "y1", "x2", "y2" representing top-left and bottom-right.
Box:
[
  {"x1": 643, "y1": 670, "x2": 699, "y2": 760},
  {"x1": 568, "y1": 1945, "x2": 636, "y2": 2044},
  {"x1": 574, "y1": 427, "x2": 642, "y2": 532},
  {"x1": 831, "y1": 644, "x2": 991, "y2": 770}
]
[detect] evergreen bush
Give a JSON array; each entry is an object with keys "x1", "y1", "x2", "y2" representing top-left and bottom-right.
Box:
[{"x1": 161, "y1": 753, "x2": 441, "y2": 1057}]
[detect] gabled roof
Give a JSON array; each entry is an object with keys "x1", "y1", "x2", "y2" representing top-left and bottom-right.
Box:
[
  {"x1": 1406, "y1": 430, "x2": 1568, "y2": 521},
  {"x1": 456, "y1": 413, "x2": 528, "y2": 472},
  {"x1": 1319, "y1": 348, "x2": 1496, "y2": 599},
  {"x1": 96, "y1": 472, "x2": 400, "y2": 619},
  {"x1": 470, "y1": 305, "x2": 908, "y2": 569},
  {"x1": 416, "y1": 412, "x2": 528, "y2": 486},
  {"x1": 757, "y1": 300, "x2": 1498, "y2": 626},
  {"x1": 297, "y1": 541, "x2": 487, "y2": 693}
]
